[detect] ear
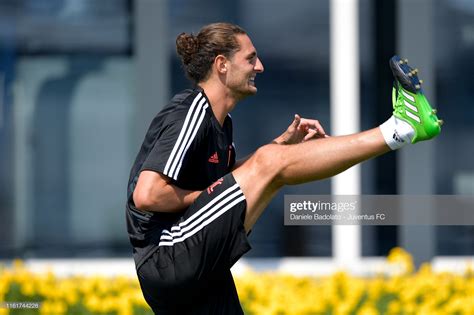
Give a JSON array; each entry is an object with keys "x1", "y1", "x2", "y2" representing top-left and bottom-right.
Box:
[{"x1": 215, "y1": 55, "x2": 228, "y2": 74}]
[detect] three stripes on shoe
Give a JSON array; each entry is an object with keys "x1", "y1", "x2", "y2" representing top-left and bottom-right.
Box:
[{"x1": 400, "y1": 89, "x2": 421, "y2": 123}]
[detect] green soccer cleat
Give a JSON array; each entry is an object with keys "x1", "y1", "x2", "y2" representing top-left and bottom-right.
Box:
[{"x1": 389, "y1": 55, "x2": 442, "y2": 143}]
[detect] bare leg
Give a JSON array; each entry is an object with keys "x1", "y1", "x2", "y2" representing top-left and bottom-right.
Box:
[{"x1": 232, "y1": 127, "x2": 390, "y2": 231}]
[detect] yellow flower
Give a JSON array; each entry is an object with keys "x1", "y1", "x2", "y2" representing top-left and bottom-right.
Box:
[
  {"x1": 4, "y1": 247, "x2": 474, "y2": 315},
  {"x1": 84, "y1": 294, "x2": 101, "y2": 312},
  {"x1": 387, "y1": 247, "x2": 415, "y2": 274},
  {"x1": 20, "y1": 281, "x2": 35, "y2": 296},
  {"x1": 357, "y1": 303, "x2": 379, "y2": 315}
]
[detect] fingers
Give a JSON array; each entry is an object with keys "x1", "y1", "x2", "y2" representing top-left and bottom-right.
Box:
[
  {"x1": 285, "y1": 114, "x2": 330, "y2": 143},
  {"x1": 302, "y1": 129, "x2": 331, "y2": 141},
  {"x1": 286, "y1": 114, "x2": 301, "y2": 133},
  {"x1": 303, "y1": 129, "x2": 318, "y2": 141},
  {"x1": 292, "y1": 114, "x2": 301, "y2": 127},
  {"x1": 298, "y1": 118, "x2": 327, "y2": 136}
]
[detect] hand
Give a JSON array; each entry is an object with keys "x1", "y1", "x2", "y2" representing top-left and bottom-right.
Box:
[{"x1": 273, "y1": 114, "x2": 329, "y2": 145}]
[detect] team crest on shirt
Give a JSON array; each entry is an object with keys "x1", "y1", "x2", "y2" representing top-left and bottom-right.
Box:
[
  {"x1": 207, "y1": 178, "x2": 224, "y2": 194},
  {"x1": 208, "y1": 152, "x2": 219, "y2": 163}
]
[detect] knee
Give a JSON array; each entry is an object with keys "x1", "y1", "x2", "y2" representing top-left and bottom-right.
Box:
[{"x1": 250, "y1": 144, "x2": 286, "y2": 184}]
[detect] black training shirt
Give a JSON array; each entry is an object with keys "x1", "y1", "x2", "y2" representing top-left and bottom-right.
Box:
[{"x1": 126, "y1": 87, "x2": 236, "y2": 268}]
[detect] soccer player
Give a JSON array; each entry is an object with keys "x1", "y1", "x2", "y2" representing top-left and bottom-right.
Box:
[{"x1": 126, "y1": 22, "x2": 441, "y2": 314}]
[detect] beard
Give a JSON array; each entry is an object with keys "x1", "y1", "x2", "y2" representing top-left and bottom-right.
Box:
[{"x1": 234, "y1": 80, "x2": 257, "y2": 99}]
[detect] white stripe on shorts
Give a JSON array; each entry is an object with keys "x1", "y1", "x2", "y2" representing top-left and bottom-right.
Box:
[{"x1": 159, "y1": 185, "x2": 245, "y2": 246}]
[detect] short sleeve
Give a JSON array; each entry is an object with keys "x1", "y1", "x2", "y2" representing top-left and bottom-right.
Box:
[{"x1": 141, "y1": 95, "x2": 209, "y2": 180}]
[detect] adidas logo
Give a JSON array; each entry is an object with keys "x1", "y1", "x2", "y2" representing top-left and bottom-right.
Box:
[
  {"x1": 401, "y1": 90, "x2": 421, "y2": 123},
  {"x1": 208, "y1": 152, "x2": 219, "y2": 164},
  {"x1": 392, "y1": 130, "x2": 404, "y2": 143}
]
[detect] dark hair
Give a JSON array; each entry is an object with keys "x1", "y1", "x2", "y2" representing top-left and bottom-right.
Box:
[{"x1": 176, "y1": 22, "x2": 247, "y2": 84}]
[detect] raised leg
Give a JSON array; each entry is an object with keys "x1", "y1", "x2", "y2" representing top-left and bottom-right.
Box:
[
  {"x1": 234, "y1": 55, "x2": 443, "y2": 231},
  {"x1": 233, "y1": 127, "x2": 390, "y2": 231}
]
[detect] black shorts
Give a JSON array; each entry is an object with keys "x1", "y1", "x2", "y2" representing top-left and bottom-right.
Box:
[{"x1": 137, "y1": 173, "x2": 251, "y2": 314}]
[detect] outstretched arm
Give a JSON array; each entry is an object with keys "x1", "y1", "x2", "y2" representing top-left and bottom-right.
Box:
[{"x1": 133, "y1": 171, "x2": 202, "y2": 213}]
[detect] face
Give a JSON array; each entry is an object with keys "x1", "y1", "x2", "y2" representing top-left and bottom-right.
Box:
[{"x1": 225, "y1": 34, "x2": 264, "y2": 99}]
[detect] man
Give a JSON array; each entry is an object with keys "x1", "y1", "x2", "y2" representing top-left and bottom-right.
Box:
[{"x1": 126, "y1": 22, "x2": 441, "y2": 314}]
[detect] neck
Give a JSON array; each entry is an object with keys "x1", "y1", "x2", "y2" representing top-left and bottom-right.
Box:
[{"x1": 199, "y1": 80, "x2": 239, "y2": 126}]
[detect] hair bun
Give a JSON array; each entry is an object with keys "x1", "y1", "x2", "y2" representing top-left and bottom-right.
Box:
[{"x1": 176, "y1": 33, "x2": 199, "y2": 65}]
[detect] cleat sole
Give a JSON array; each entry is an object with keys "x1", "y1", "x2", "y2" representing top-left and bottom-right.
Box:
[{"x1": 390, "y1": 55, "x2": 442, "y2": 143}]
